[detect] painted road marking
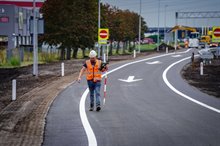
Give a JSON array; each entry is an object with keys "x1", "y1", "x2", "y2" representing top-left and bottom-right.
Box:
[
  {"x1": 162, "y1": 56, "x2": 220, "y2": 114},
  {"x1": 118, "y1": 76, "x2": 142, "y2": 83},
  {"x1": 172, "y1": 55, "x2": 182, "y2": 58},
  {"x1": 79, "y1": 89, "x2": 97, "y2": 146},
  {"x1": 79, "y1": 48, "x2": 192, "y2": 146},
  {"x1": 146, "y1": 61, "x2": 162, "y2": 64}
]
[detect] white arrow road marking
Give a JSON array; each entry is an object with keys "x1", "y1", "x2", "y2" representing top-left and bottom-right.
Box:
[
  {"x1": 162, "y1": 55, "x2": 220, "y2": 114},
  {"x1": 79, "y1": 48, "x2": 192, "y2": 146},
  {"x1": 146, "y1": 61, "x2": 162, "y2": 64},
  {"x1": 118, "y1": 76, "x2": 142, "y2": 83},
  {"x1": 172, "y1": 55, "x2": 182, "y2": 58}
]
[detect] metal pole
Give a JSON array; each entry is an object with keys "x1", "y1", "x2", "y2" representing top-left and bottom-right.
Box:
[
  {"x1": 175, "y1": 12, "x2": 178, "y2": 51},
  {"x1": 138, "y1": 0, "x2": 142, "y2": 53},
  {"x1": 98, "y1": 0, "x2": 101, "y2": 58},
  {"x1": 157, "y1": 0, "x2": 160, "y2": 52},
  {"x1": 164, "y1": 5, "x2": 167, "y2": 43},
  {"x1": 33, "y1": 0, "x2": 38, "y2": 76}
]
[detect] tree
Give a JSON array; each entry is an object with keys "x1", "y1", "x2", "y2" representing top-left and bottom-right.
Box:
[{"x1": 41, "y1": 0, "x2": 98, "y2": 60}]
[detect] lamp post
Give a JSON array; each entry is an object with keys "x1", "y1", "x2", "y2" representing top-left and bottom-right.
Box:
[
  {"x1": 138, "y1": 0, "x2": 142, "y2": 53},
  {"x1": 33, "y1": 0, "x2": 38, "y2": 76},
  {"x1": 164, "y1": 5, "x2": 168, "y2": 43},
  {"x1": 98, "y1": 0, "x2": 101, "y2": 58},
  {"x1": 157, "y1": 0, "x2": 160, "y2": 51}
]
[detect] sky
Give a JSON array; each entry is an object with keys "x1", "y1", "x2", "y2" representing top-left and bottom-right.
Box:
[{"x1": 102, "y1": 0, "x2": 220, "y2": 28}]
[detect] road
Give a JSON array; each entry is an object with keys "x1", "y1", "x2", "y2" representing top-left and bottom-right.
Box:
[{"x1": 43, "y1": 49, "x2": 220, "y2": 146}]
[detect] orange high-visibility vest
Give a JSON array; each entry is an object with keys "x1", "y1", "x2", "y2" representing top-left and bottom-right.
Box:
[{"x1": 86, "y1": 59, "x2": 102, "y2": 82}]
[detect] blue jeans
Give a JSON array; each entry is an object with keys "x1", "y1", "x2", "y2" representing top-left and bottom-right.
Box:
[{"x1": 87, "y1": 80, "x2": 101, "y2": 107}]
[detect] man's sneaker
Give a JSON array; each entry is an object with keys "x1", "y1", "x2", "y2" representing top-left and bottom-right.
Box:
[
  {"x1": 89, "y1": 107, "x2": 94, "y2": 111},
  {"x1": 96, "y1": 106, "x2": 101, "y2": 112}
]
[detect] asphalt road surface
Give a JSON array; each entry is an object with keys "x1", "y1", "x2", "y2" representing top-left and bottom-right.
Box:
[{"x1": 43, "y1": 49, "x2": 220, "y2": 146}]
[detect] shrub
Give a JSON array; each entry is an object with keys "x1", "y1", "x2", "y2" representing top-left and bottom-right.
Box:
[{"x1": 10, "y1": 57, "x2": 20, "y2": 66}]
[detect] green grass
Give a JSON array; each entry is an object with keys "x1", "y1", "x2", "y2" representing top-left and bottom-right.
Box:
[{"x1": 139, "y1": 44, "x2": 157, "y2": 52}]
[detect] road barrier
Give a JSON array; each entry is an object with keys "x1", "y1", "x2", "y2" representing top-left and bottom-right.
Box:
[{"x1": 12, "y1": 79, "x2": 16, "y2": 101}]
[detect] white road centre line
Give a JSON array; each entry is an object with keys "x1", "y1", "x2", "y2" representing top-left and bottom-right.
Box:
[
  {"x1": 79, "y1": 48, "x2": 192, "y2": 146},
  {"x1": 162, "y1": 56, "x2": 220, "y2": 114}
]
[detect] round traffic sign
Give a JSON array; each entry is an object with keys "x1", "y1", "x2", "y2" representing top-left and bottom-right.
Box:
[
  {"x1": 213, "y1": 28, "x2": 220, "y2": 37},
  {"x1": 100, "y1": 30, "x2": 108, "y2": 39}
]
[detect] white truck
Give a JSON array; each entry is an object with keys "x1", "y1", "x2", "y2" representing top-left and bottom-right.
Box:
[{"x1": 189, "y1": 32, "x2": 200, "y2": 48}]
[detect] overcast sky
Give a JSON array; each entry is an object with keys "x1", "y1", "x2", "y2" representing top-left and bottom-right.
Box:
[{"x1": 102, "y1": 0, "x2": 220, "y2": 28}]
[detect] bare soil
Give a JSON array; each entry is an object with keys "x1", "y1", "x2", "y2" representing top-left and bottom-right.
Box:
[{"x1": 182, "y1": 58, "x2": 220, "y2": 98}]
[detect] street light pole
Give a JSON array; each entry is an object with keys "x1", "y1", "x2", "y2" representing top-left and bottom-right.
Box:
[
  {"x1": 157, "y1": 0, "x2": 160, "y2": 52},
  {"x1": 164, "y1": 5, "x2": 167, "y2": 43},
  {"x1": 98, "y1": 0, "x2": 101, "y2": 58},
  {"x1": 33, "y1": 0, "x2": 38, "y2": 76},
  {"x1": 138, "y1": 0, "x2": 142, "y2": 53}
]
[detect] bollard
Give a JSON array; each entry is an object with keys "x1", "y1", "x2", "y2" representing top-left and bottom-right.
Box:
[
  {"x1": 12, "y1": 79, "x2": 16, "y2": 101},
  {"x1": 166, "y1": 47, "x2": 168, "y2": 54},
  {"x1": 200, "y1": 62, "x2": 204, "y2": 75},
  {"x1": 103, "y1": 53, "x2": 106, "y2": 63},
  {"x1": 133, "y1": 50, "x2": 136, "y2": 58},
  {"x1": 61, "y1": 62, "x2": 64, "y2": 77}
]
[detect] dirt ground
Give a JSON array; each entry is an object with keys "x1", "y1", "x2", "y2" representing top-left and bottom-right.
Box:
[{"x1": 182, "y1": 58, "x2": 220, "y2": 98}]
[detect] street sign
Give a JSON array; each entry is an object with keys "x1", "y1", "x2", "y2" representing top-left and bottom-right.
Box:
[
  {"x1": 212, "y1": 26, "x2": 220, "y2": 42},
  {"x1": 98, "y1": 28, "x2": 109, "y2": 44}
]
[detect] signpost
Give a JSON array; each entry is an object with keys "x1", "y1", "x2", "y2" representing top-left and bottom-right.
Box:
[{"x1": 212, "y1": 26, "x2": 220, "y2": 42}]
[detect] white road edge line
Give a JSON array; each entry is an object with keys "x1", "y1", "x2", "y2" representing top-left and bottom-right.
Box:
[
  {"x1": 79, "y1": 49, "x2": 191, "y2": 146},
  {"x1": 162, "y1": 56, "x2": 220, "y2": 114}
]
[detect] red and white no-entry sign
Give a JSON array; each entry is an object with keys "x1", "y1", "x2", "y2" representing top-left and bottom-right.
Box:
[
  {"x1": 212, "y1": 26, "x2": 220, "y2": 43},
  {"x1": 100, "y1": 30, "x2": 108, "y2": 39},
  {"x1": 98, "y1": 28, "x2": 109, "y2": 44},
  {"x1": 213, "y1": 28, "x2": 220, "y2": 37}
]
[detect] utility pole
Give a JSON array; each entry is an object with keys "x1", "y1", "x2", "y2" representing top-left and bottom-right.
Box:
[
  {"x1": 138, "y1": 0, "x2": 142, "y2": 53},
  {"x1": 98, "y1": 0, "x2": 101, "y2": 58},
  {"x1": 164, "y1": 5, "x2": 167, "y2": 43},
  {"x1": 157, "y1": 0, "x2": 160, "y2": 51},
  {"x1": 33, "y1": 0, "x2": 38, "y2": 76}
]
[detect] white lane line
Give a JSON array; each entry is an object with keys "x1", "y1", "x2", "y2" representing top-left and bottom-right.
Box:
[
  {"x1": 162, "y1": 56, "x2": 220, "y2": 114},
  {"x1": 79, "y1": 88, "x2": 97, "y2": 146},
  {"x1": 79, "y1": 48, "x2": 192, "y2": 146}
]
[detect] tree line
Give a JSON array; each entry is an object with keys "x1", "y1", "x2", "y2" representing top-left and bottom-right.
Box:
[{"x1": 40, "y1": 0, "x2": 147, "y2": 60}]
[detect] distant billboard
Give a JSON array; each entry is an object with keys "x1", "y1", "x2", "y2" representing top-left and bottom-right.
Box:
[{"x1": 0, "y1": 0, "x2": 44, "y2": 8}]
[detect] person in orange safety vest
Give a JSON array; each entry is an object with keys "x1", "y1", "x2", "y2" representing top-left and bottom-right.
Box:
[{"x1": 77, "y1": 50, "x2": 108, "y2": 112}]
